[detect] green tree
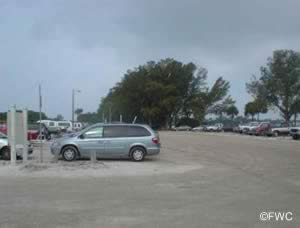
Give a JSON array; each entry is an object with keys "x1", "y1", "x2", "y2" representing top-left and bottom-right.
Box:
[
  {"x1": 77, "y1": 112, "x2": 99, "y2": 124},
  {"x1": 226, "y1": 105, "x2": 239, "y2": 120},
  {"x1": 75, "y1": 108, "x2": 84, "y2": 121},
  {"x1": 53, "y1": 114, "x2": 64, "y2": 121},
  {"x1": 291, "y1": 98, "x2": 300, "y2": 125},
  {"x1": 0, "y1": 110, "x2": 47, "y2": 123},
  {"x1": 193, "y1": 77, "x2": 231, "y2": 121},
  {"x1": 244, "y1": 99, "x2": 268, "y2": 121},
  {"x1": 27, "y1": 110, "x2": 48, "y2": 123},
  {"x1": 75, "y1": 108, "x2": 83, "y2": 116},
  {"x1": 244, "y1": 102, "x2": 256, "y2": 120},
  {"x1": 247, "y1": 50, "x2": 300, "y2": 122},
  {"x1": 208, "y1": 96, "x2": 235, "y2": 121},
  {"x1": 98, "y1": 59, "x2": 232, "y2": 129}
]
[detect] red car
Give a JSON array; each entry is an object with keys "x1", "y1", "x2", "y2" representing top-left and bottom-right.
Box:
[
  {"x1": 0, "y1": 124, "x2": 39, "y2": 141},
  {"x1": 251, "y1": 122, "x2": 272, "y2": 136}
]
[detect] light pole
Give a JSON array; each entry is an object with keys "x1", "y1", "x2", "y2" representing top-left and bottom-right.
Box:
[{"x1": 72, "y1": 89, "x2": 81, "y2": 127}]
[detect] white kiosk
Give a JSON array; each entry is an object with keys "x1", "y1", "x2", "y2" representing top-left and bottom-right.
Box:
[{"x1": 7, "y1": 107, "x2": 28, "y2": 165}]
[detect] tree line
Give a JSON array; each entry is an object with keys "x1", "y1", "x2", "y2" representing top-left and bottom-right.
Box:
[
  {"x1": 81, "y1": 49, "x2": 299, "y2": 128},
  {"x1": 79, "y1": 58, "x2": 238, "y2": 128}
]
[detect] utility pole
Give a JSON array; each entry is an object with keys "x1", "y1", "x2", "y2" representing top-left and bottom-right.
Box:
[
  {"x1": 72, "y1": 89, "x2": 81, "y2": 129},
  {"x1": 39, "y1": 84, "x2": 43, "y2": 163},
  {"x1": 72, "y1": 89, "x2": 74, "y2": 125}
]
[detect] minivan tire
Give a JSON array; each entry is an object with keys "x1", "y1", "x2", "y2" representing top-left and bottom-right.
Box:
[
  {"x1": 292, "y1": 135, "x2": 299, "y2": 140},
  {"x1": 62, "y1": 146, "x2": 78, "y2": 161},
  {"x1": 1, "y1": 147, "x2": 10, "y2": 160},
  {"x1": 130, "y1": 147, "x2": 146, "y2": 162}
]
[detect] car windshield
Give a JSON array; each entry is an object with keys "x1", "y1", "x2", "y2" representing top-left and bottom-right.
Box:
[{"x1": 0, "y1": 132, "x2": 7, "y2": 138}]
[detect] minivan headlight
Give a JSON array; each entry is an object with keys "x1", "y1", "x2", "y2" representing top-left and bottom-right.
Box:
[{"x1": 52, "y1": 141, "x2": 61, "y2": 148}]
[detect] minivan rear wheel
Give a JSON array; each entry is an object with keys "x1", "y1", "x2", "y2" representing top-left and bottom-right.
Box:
[
  {"x1": 62, "y1": 146, "x2": 77, "y2": 161},
  {"x1": 130, "y1": 147, "x2": 145, "y2": 162},
  {"x1": 1, "y1": 147, "x2": 10, "y2": 160}
]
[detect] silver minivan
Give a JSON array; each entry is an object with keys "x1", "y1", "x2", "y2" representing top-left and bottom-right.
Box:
[{"x1": 50, "y1": 124, "x2": 160, "y2": 161}]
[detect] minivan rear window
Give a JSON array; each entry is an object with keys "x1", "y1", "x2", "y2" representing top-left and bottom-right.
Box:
[
  {"x1": 127, "y1": 126, "x2": 151, "y2": 137},
  {"x1": 103, "y1": 126, "x2": 151, "y2": 138}
]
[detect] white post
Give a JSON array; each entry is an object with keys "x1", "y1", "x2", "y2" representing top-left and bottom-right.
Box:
[
  {"x1": 90, "y1": 150, "x2": 96, "y2": 163},
  {"x1": 39, "y1": 85, "x2": 43, "y2": 163},
  {"x1": 23, "y1": 109, "x2": 28, "y2": 163},
  {"x1": 10, "y1": 107, "x2": 16, "y2": 165}
]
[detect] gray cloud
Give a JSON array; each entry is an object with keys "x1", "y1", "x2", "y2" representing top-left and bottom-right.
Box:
[{"x1": 1, "y1": 0, "x2": 300, "y2": 119}]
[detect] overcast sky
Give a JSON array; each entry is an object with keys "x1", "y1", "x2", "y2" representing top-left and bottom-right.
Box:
[{"x1": 1, "y1": 0, "x2": 300, "y2": 120}]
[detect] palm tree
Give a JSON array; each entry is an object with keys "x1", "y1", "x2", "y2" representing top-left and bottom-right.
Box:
[{"x1": 226, "y1": 105, "x2": 239, "y2": 121}]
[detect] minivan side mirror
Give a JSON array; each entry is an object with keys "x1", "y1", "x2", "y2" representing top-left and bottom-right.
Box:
[{"x1": 79, "y1": 134, "x2": 85, "y2": 139}]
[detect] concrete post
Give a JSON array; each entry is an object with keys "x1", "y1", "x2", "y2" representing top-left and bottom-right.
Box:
[
  {"x1": 10, "y1": 107, "x2": 16, "y2": 165},
  {"x1": 90, "y1": 150, "x2": 96, "y2": 163},
  {"x1": 23, "y1": 109, "x2": 28, "y2": 163}
]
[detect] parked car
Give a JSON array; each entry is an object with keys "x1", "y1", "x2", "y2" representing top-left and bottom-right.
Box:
[
  {"x1": 50, "y1": 124, "x2": 160, "y2": 161},
  {"x1": 0, "y1": 124, "x2": 39, "y2": 141},
  {"x1": 175, "y1": 125, "x2": 192, "y2": 131},
  {"x1": 271, "y1": 123, "x2": 290, "y2": 136},
  {"x1": 192, "y1": 126, "x2": 205, "y2": 132},
  {"x1": 205, "y1": 123, "x2": 223, "y2": 132},
  {"x1": 290, "y1": 126, "x2": 300, "y2": 140},
  {"x1": 238, "y1": 122, "x2": 259, "y2": 134},
  {"x1": 249, "y1": 122, "x2": 271, "y2": 136},
  {"x1": 0, "y1": 132, "x2": 33, "y2": 160}
]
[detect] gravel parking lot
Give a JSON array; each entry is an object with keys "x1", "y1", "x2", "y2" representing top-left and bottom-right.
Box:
[{"x1": 0, "y1": 132, "x2": 299, "y2": 228}]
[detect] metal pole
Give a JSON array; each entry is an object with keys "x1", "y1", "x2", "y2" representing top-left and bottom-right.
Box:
[
  {"x1": 10, "y1": 106, "x2": 16, "y2": 165},
  {"x1": 109, "y1": 104, "x2": 112, "y2": 123},
  {"x1": 23, "y1": 108, "x2": 28, "y2": 163},
  {"x1": 72, "y1": 89, "x2": 74, "y2": 128},
  {"x1": 120, "y1": 114, "x2": 122, "y2": 123},
  {"x1": 39, "y1": 85, "x2": 43, "y2": 163}
]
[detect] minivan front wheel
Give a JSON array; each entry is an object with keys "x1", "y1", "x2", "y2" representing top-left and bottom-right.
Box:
[
  {"x1": 62, "y1": 146, "x2": 77, "y2": 161},
  {"x1": 130, "y1": 147, "x2": 145, "y2": 162}
]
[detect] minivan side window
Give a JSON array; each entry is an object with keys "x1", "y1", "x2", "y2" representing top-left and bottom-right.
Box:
[
  {"x1": 103, "y1": 126, "x2": 151, "y2": 138},
  {"x1": 127, "y1": 126, "x2": 151, "y2": 137},
  {"x1": 104, "y1": 126, "x2": 127, "y2": 138},
  {"x1": 83, "y1": 127, "x2": 103, "y2": 139}
]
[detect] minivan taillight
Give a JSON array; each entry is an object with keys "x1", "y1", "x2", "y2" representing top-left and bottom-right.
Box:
[{"x1": 152, "y1": 137, "x2": 160, "y2": 145}]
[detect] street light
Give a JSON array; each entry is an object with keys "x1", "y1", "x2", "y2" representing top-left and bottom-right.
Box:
[{"x1": 72, "y1": 89, "x2": 81, "y2": 127}]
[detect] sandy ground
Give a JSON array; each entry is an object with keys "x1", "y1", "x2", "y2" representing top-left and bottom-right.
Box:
[{"x1": 0, "y1": 132, "x2": 299, "y2": 228}]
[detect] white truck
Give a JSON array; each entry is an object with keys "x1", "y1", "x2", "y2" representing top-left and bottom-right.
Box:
[{"x1": 271, "y1": 123, "x2": 290, "y2": 136}]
